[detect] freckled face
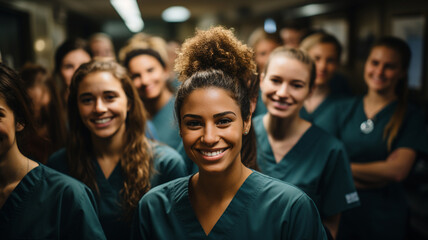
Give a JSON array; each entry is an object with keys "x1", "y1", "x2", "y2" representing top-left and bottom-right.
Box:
[
  {"x1": 77, "y1": 71, "x2": 129, "y2": 140},
  {"x1": 180, "y1": 88, "x2": 250, "y2": 174},
  {"x1": 364, "y1": 46, "x2": 405, "y2": 94},
  {"x1": 261, "y1": 56, "x2": 311, "y2": 119}
]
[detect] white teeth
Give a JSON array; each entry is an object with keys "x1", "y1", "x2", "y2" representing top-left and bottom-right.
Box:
[
  {"x1": 94, "y1": 118, "x2": 111, "y2": 124},
  {"x1": 200, "y1": 150, "x2": 224, "y2": 157}
]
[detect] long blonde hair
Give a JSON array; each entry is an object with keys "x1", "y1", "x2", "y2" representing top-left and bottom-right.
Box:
[{"x1": 67, "y1": 60, "x2": 153, "y2": 219}]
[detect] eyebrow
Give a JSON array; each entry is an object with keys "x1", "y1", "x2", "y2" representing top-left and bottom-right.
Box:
[{"x1": 182, "y1": 111, "x2": 237, "y2": 120}]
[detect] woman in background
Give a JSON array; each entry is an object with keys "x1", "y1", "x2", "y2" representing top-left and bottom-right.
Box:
[
  {"x1": 299, "y1": 32, "x2": 348, "y2": 134},
  {"x1": 131, "y1": 26, "x2": 327, "y2": 240},
  {"x1": 0, "y1": 63, "x2": 105, "y2": 239},
  {"x1": 47, "y1": 60, "x2": 186, "y2": 240},
  {"x1": 335, "y1": 37, "x2": 428, "y2": 240},
  {"x1": 254, "y1": 46, "x2": 358, "y2": 239},
  {"x1": 54, "y1": 38, "x2": 91, "y2": 106},
  {"x1": 20, "y1": 63, "x2": 67, "y2": 163}
]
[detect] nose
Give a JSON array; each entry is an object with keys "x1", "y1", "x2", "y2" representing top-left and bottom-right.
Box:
[
  {"x1": 94, "y1": 98, "x2": 107, "y2": 113},
  {"x1": 201, "y1": 124, "x2": 219, "y2": 146},
  {"x1": 276, "y1": 82, "x2": 289, "y2": 98}
]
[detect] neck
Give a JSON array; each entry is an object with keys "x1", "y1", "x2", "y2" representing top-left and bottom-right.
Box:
[
  {"x1": 91, "y1": 132, "x2": 124, "y2": 161},
  {"x1": 0, "y1": 143, "x2": 30, "y2": 187},
  {"x1": 194, "y1": 161, "x2": 251, "y2": 201},
  {"x1": 144, "y1": 89, "x2": 172, "y2": 117},
  {"x1": 312, "y1": 83, "x2": 330, "y2": 98},
  {"x1": 365, "y1": 89, "x2": 397, "y2": 105},
  {"x1": 264, "y1": 113, "x2": 304, "y2": 140}
]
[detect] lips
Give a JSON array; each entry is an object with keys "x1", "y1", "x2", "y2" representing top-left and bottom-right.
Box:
[{"x1": 272, "y1": 99, "x2": 292, "y2": 110}]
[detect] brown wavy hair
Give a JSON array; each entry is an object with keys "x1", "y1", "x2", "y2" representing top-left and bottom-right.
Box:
[
  {"x1": 174, "y1": 26, "x2": 259, "y2": 169},
  {"x1": 67, "y1": 60, "x2": 153, "y2": 219}
]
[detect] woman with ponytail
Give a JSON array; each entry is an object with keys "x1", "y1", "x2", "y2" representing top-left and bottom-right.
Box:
[
  {"x1": 47, "y1": 60, "x2": 187, "y2": 240},
  {"x1": 335, "y1": 37, "x2": 428, "y2": 240},
  {"x1": 131, "y1": 27, "x2": 327, "y2": 240}
]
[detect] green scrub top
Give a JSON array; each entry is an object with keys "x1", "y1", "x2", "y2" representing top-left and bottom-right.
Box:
[
  {"x1": 131, "y1": 171, "x2": 327, "y2": 240},
  {"x1": 0, "y1": 164, "x2": 106, "y2": 240},
  {"x1": 300, "y1": 94, "x2": 343, "y2": 136},
  {"x1": 253, "y1": 90, "x2": 268, "y2": 117},
  {"x1": 335, "y1": 97, "x2": 428, "y2": 240},
  {"x1": 47, "y1": 142, "x2": 187, "y2": 240},
  {"x1": 152, "y1": 97, "x2": 182, "y2": 150},
  {"x1": 253, "y1": 115, "x2": 359, "y2": 218}
]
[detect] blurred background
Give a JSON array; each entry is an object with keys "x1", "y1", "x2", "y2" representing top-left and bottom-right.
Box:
[{"x1": 0, "y1": 0, "x2": 427, "y2": 101}]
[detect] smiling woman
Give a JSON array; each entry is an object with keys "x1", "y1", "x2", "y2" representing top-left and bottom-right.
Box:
[
  {"x1": 131, "y1": 26, "x2": 327, "y2": 240},
  {"x1": 47, "y1": 60, "x2": 187, "y2": 240}
]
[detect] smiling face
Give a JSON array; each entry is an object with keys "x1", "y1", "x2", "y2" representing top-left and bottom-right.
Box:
[
  {"x1": 77, "y1": 71, "x2": 129, "y2": 140},
  {"x1": 128, "y1": 54, "x2": 169, "y2": 100},
  {"x1": 61, "y1": 49, "x2": 91, "y2": 88},
  {"x1": 261, "y1": 55, "x2": 311, "y2": 119},
  {"x1": 307, "y1": 43, "x2": 339, "y2": 85},
  {"x1": 364, "y1": 46, "x2": 405, "y2": 95},
  {"x1": 0, "y1": 96, "x2": 23, "y2": 158},
  {"x1": 180, "y1": 87, "x2": 250, "y2": 174}
]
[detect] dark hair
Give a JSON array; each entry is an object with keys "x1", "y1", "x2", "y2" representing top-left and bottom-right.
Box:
[
  {"x1": 19, "y1": 63, "x2": 67, "y2": 162},
  {"x1": 54, "y1": 38, "x2": 91, "y2": 74},
  {"x1": 174, "y1": 26, "x2": 258, "y2": 168},
  {"x1": 68, "y1": 60, "x2": 153, "y2": 219},
  {"x1": 123, "y1": 48, "x2": 167, "y2": 69},
  {"x1": 369, "y1": 37, "x2": 411, "y2": 151},
  {"x1": 0, "y1": 63, "x2": 36, "y2": 154}
]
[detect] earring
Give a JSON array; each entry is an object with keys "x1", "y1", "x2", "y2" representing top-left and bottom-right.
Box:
[{"x1": 243, "y1": 131, "x2": 248, "y2": 135}]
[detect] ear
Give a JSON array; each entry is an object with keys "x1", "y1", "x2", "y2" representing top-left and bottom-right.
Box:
[{"x1": 16, "y1": 122, "x2": 25, "y2": 132}]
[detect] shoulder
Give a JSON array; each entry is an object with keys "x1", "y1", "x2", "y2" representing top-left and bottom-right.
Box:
[
  {"x1": 141, "y1": 176, "x2": 189, "y2": 207},
  {"x1": 151, "y1": 141, "x2": 184, "y2": 164},
  {"x1": 39, "y1": 164, "x2": 92, "y2": 198},
  {"x1": 309, "y1": 125, "x2": 346, "y2": 150},
  {"x1": 251, "y1": 171, "x2": 310, "y2": 203},
  {"x1": 46, "y1": 148, "x2": 69, "y2": 174}
]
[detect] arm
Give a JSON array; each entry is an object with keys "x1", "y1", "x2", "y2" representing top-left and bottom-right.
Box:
[
  {"x1": 322, "y1": 214, "x2": 340, "y2": 239},
  {"x1": 351, "y1": 148, "x2": 416, "y2": 187}
]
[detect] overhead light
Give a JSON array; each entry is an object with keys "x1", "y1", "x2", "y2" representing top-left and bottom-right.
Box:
[
  {"x1": 34, "y1": 39, "x2": 46, "y2": 52},
  {"x1": 264, "y1": 18, "x2": 277, "y2": 33},
  {"x1": 162, "y1": 6, "x2": 190, "y2": 22},
  {"x1": 110, "y1": 0, "x2": 144, "y2": 32}
]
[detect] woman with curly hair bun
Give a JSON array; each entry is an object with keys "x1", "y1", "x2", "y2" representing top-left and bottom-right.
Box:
[
  {"x1": 47, "y1": 60, "x2": 187, "y2": 240},
  {"x1": 131, "y1": 27, "x2": 327, "y2": 240}
]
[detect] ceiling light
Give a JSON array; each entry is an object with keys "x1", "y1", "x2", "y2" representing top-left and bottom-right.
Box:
[
  {"x1": 264, "y1": 18, "x2": 277, "y2": 33},
  {"x1": 162, "y1": 6, "x2": 190, "y2": 22},
  {"x1": 110, "y1": 0, "x2": 144, "y2": 32}
]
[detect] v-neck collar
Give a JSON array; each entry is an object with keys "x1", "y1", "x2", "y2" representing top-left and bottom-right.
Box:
[
  {"x1": 359, "y1": 97, "x2": 397, "y2": 121},
  {"x1": 259, "y1": 120, "x2": 315, "y2": 166},
  {"x1": 92, "y1": 159, "x2": 123, "y2": 188},
  {"x1": 173, "y1": 172, "x2": 263, "y2": 239},
  {"x1": 302, "y1": 94, "x2": 335, "y2": 119}
]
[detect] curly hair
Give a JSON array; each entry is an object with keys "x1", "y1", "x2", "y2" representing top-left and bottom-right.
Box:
[
  {"x1": 68, "y1": 60, "x2": 153, "y2": 219},
  {"x1": 174, "y1": 26, "x2": 258, "y2": 169}
]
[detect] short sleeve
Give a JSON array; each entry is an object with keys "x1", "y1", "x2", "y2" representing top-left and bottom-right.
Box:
[
  {"x1": 393, "y1": 107, "x2": 428, "y2": 155},
  {"x1": 320, "y1": 143, "x2": 360, "y2": 217},
  {"x1": 285, "y1": 194, "x2": 328, "y2": 240},
  {"x1": 151, "y1": 144, "x2": 188, "y2": 187}
]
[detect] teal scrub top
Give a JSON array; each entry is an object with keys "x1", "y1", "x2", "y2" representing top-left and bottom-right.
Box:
[
  {"x1": 47, "y1": 142, "x2": 187, "y2": 240},
  {"x1": 0, "y1": 164, "x2": 106, "y2": 240},
  {"x1": 152, "y1": 97, "x2": 182, "y2": 150},
  {"x1": 300, "y1": 94, "x2": 343, "y2": 136},
  {"x1": 253, "y1": 115, "x2": 359, "y2": 218},
  {"x1": 131, "y1": 171, "x2": 327, "y2": 240},
  {"x1": 253, "y1": 89, "x2": 268, "y2": 117},
  {"x1": 335, "y1": 97, "x2": 428, "y2": 240}
]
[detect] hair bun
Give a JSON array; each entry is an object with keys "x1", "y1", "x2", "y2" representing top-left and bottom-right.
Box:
[{"x1": 175, "y1": 26, "x2": 256, "y2": 83}]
